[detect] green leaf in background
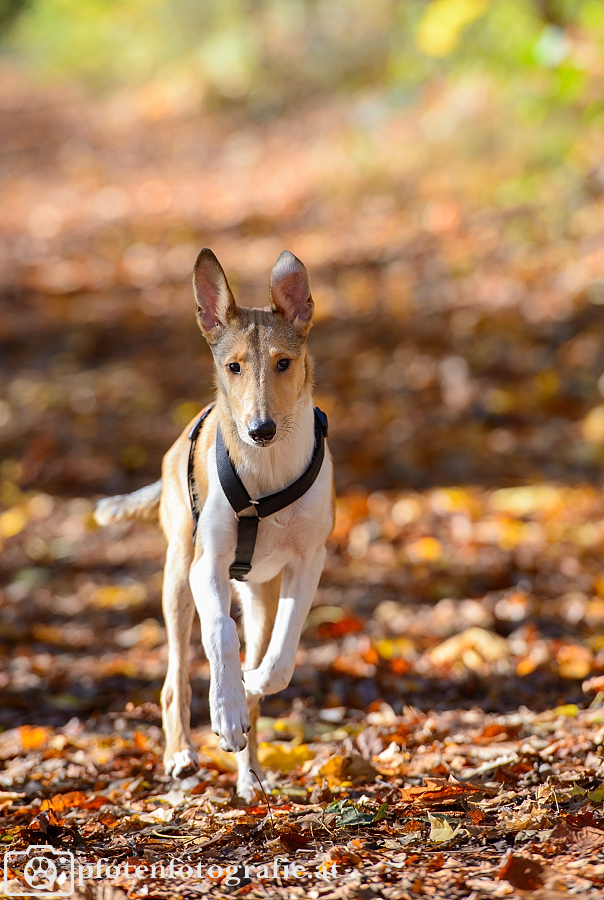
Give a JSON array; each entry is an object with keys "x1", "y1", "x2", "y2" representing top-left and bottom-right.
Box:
[{"x1": 328, "y1": 799, "x2": 389, "y2": 828}]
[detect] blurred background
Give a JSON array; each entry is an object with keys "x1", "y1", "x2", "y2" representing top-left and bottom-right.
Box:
[{"x1": 2, "y1": 0, "x2": 604, "y2": 729}]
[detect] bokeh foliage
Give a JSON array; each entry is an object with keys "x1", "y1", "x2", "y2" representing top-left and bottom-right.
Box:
[{"x1": 2, "y1": 0, "x2": 604, "y2": 115}]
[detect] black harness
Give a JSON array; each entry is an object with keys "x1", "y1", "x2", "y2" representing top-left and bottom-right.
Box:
[{"x1": 187, "y1": 406, "x2": 328, "y2": 581}]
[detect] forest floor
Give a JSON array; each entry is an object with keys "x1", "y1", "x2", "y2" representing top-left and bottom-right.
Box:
[{"x1": 2, "y1": 65, "x2": 604, "y2": 897}]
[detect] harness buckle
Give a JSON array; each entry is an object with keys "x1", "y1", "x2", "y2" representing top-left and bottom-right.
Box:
[
  {"x1": 229, "y1": 562, "x2": 252, "y2": 581},
  {"x1": 238, "y1": 503, "x2": 259, "y2": 519}
]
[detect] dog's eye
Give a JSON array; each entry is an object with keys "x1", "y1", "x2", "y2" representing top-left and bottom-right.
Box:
[
  {"x1": 277, "y1": 359, "x2": 290, "y2": 371},
  {"x1": 228, "y1": 362, "x2": 241, "y2": 374}
]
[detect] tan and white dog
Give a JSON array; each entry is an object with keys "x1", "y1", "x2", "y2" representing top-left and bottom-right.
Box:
[{"x1": 96, "y1": 249, "x2": 334, "y2": 800}]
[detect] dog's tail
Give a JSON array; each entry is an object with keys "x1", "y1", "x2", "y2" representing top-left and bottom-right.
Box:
[{"x1": 94, "y1": 479, "x2": 162, "y2": 526}]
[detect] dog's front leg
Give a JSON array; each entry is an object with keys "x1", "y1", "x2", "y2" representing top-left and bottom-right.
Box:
[
  {"x1": 243, "y1": 547, "x2": 326, "y2": 701},
  {"x1": 189, "y1": 556, "x2": 250, "y2": 752}
]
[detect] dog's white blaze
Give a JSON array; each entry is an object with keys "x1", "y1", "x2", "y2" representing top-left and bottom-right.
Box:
[{"x1": 231, "y1": 398, "x2": 316, "y2": 496}]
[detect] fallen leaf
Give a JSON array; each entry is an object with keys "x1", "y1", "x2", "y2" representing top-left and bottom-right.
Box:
[
  {"x1": 258, "y1": 742, "x2": 315, "y2": 772},
  {"x1": 398, "y1": 779, "x2": 480, "y2": 805},
  {"x1": 427, "y1": 812, "x2": 461, "y2": 843},
  {"x1": 19, "y1": 726, "x2": 49, "y2": 750},
  {"x1": 427, "y1": 627, "x2": 509, "y2": 667},
  {"x1": 199, "y1": 745, "x2": 239, "y2": 773},
  {"x1": 583, "y1": 675, "x2": 604, "y2": 693},
  {"x1": 318, "y1": 753, "x2": 377, "y2": 787},
  {"x1": 327, "y1": 799, "x2": 388, "y2": 828},
  {"x1": 139, "y1": 807, "x2": 174, "y2": 823},
  {"x1": 497, "y1": 851, "x2": 544, "y2": 890},
  {"x1": 587, "y1": 784, "x2": 604, "y2": 803},
  {"x1": 41, "y1": 791, "x2": 88, "y2": 812}
]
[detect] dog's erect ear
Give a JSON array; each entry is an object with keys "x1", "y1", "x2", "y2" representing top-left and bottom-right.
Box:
[
  {"x1": 269, "y1": 251, "x2": 314, "y2": 332},
  {"x1": 193, "y1": 249, "x2": 237, "y2": 339}
]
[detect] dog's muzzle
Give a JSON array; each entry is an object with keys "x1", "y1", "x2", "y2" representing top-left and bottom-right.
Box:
[{"x1": 248, "y1": 418, "x2": 277, "y2": 445}]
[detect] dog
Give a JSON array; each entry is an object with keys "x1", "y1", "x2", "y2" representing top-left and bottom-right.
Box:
[{"x1": 95, "y1": 249, "x2": 334, "y2": 800}]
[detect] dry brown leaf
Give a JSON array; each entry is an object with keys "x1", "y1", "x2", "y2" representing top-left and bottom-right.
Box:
[
  {"x1": 582, "y1": 674, "x2": 604, "y2": 693},
  {"x1": 497, "y1": 851, "x2": 544, "y2": 890},
  {"x1": 426, "y1": 627, "x2": 509, "y2": 667},
  {"x1": 398, "y1": 779, "x2": 479, "y2": 805},
  {"x1": 318, "y1": 753, "x2": 377, "y2": 787}
]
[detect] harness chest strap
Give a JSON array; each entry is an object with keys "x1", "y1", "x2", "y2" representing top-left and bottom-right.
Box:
[
  {"x1": 187, "y1": 403, "x2": 215, "y2": 546},
  {"x1": 187, "y1": 406, "x2": 328, "y2": 581}
]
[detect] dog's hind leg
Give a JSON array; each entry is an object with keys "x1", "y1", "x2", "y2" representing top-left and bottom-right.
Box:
[
  {"x1": 235, "y1": 574, "x2": 280, "y2": 801},
  {"x1": 161, "y1": 537, "x2": 199, "y2": 780}
]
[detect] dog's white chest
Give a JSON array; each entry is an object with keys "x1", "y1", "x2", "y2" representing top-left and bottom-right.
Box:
[
  {"x1": 244, "y1": 507, "x2": 300, "y2": 582},
  {"x1": 199, "y1": 440, "x2": 332, "y2": 585}
]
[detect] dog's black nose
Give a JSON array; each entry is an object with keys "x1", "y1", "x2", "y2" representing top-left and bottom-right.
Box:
[{"x1": 248, "y1": 419, "x2": 276, "y2": 444}]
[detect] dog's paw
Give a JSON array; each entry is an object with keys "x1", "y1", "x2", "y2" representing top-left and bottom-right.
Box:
[
  {"x1": 242, "y1": 667, "x2": 267, "y2": 701},
  {"x1": 164, "y1": 748, "x2": 200, "y2": 780},
  {"x1": 236, "y1": 768, "x2": 270, "y2": 803},
  {"x1": 236, "y1": 776, "x2": 257, "y2": 804},
  {"x1": 244, "y1": 665, "x2": 289, "y2": 699},
  {"x1": 216, "y1": 713, "x2": 249, "y2": 753},
  {"x1": 210, "y1": 678, "x2": 250, "y2": 753}
]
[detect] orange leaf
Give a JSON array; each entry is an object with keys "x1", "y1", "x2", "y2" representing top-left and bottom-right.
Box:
[
  {"x1": 83, "y1": 795, "x2": 110, "y2": 810},
  {"x1": 20, "y1": 725, "x2": 49, "y2": 751},
  {"x1": 41, "y1": 791, "x2": 89, "y2": 812},
  {"x1": 317, "y1": 615, "x2": 365, "y2": 639},
  {"x1": 133, "y1": 731, "x2": 148, "y2": 750},
  {"x1": 398, "y1": 780, "x2": 478, "y2": 804}
]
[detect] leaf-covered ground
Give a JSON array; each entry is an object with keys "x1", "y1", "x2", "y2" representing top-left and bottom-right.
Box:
[{"x1": 3, "y1": 66, "x2": 604, "y2": 897}]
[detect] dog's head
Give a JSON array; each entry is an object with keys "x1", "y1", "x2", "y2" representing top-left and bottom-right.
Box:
[{"x1": 193, "y1": 249, "x2": 314, "y2": 447}]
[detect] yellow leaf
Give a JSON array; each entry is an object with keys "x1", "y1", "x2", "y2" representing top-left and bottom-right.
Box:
[
  {"x1": 496, "y1": 519, "x2": 529, "y2": 551},
  {"x1": 583, "y1": 406, "x2": 604, "y2": 443},
  {"x1": 94, "y1": 584, "x2": 146, "y2": 608},
  {"x1": 484, "y1": 388, "x2": 515, "y2": 414},
  {"x1": 429, "y1": 488, "x2": 476, "y2": 514},
  {"x1": 428, "y1": 627, "x2": 508, "y2": 667},
  {"x1": 535, "y1": 370, "x2": 559, "y2": 399},
  {"x1": 172, "y1": 400, "x2": 202, "y2": 428},
  {"x1": 406, "y1": 536, "x2": 443, "y2": 563},
  {"x1": 318, "y1": 754, "x2": 377, "y2": 787},
  {"x1": 258, "y1": 742, "x2": 314, "y2": 772},
  {"x1": 553, "y1": 704, "x2": 580, "y2": 718},
  {"x1": 415, "y1": 0, "x2": 488, "y2": 57},
  {"x1": 490, "y1": 485, "x2": 563, "y2": 516},
  {"x1": 0, "y1": 508, "x2": 27, "y2": 538},
  {"x1": 427, "y1": 812, "x2": 461, "y2": 843},
  {"x1": 375, "y1": 637, "x2": 415, "y2": 660},
  {"x1": 199, "y1": 745, "x2": 238, "y2": 773}
]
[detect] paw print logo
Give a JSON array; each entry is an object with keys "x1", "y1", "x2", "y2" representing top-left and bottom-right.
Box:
[
  {"x1": 23, "y1": 857, "x2": 58, "y2": 890},
  {"x1": 4, "y1": 846, "x2": 74, "y2": 896}
]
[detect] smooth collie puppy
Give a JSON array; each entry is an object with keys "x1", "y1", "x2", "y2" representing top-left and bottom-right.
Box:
[{"x1": 96, "y1": 249, "x2": 334, "y2": 800}]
